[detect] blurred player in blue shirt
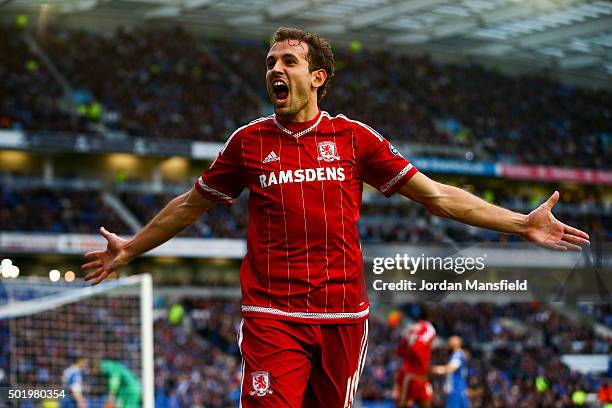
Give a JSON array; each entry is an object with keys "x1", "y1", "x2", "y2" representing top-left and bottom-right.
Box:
[
  {"x1": 433, "y1": 336, "x2": 469, "y2": 408},
  {"x1": 61, "y1": 357, "x2": 88, "y2": 408}
]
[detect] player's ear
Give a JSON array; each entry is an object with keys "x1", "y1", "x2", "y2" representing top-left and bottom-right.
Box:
[{"x1": 312, "y1": 69, "x2": 327, "y2": 89}]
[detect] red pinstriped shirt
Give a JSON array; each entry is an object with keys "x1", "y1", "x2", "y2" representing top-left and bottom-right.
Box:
[
  {"x1": 195, "y1": 111, "x2": 418, "y2": 324},
  {"x1": 398, "y1": 320, "x2": 436, "y2": 375}
]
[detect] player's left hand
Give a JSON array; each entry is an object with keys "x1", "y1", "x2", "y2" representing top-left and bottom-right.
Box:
[{"x1": 521, "y1": 191, "x2": 590, "y2": 251}]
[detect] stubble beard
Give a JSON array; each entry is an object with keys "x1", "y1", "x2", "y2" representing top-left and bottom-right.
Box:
[{"x1": 275, "y1": 93, "x2": 309, "y2": 120}]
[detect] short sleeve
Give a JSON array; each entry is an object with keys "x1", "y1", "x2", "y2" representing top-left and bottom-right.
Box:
[
  {"x1": 70, "y1": 372, "x2": 83, "y2": 392},
  {"x1": 354, "y1": 122, "x2": 418, "y2": 196},
  {"x1": 195, "y1": 130, "x2": 247, "y2": 206}
]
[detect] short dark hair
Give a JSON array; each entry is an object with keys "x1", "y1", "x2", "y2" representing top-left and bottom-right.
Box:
[{"x1": 271, "y1": 27, "x2": 335, "y2": 101}]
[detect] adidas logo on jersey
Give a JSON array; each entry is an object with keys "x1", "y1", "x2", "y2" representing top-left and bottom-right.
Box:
[
  {"x1": 259, "y1": 167, "x2": 345, "y2": 189},
  {"x1": 263, "y1": 151, "x2": 280, "y2": 163}
]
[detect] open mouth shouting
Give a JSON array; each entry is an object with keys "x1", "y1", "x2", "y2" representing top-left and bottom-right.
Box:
[{"x1": 271, "y1": 79, "x2": 289, "y2": 105}]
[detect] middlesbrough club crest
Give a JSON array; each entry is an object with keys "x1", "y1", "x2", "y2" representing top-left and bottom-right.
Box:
[
  {"x1": 317, "y1": 141, "x2": 340, "y2": 162},
  {"x1": 249, "y1": 371, "x2": 273, "y2": 397}
]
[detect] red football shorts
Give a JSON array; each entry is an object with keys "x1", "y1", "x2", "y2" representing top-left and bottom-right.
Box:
[
  {"x1": 396, "y1": 369, "x2": 433, "y2": 404},
  {"x1": 238, "y1": 317, "x2": 369, "y2": 407}
]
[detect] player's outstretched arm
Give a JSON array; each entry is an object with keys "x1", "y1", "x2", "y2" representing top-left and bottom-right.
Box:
[
  {"x1": 81, "y1": 187, "x2": 215, "y2": 284},
  {"x1": 398, "y1": 172, "x2": 590, "y2": 251}
]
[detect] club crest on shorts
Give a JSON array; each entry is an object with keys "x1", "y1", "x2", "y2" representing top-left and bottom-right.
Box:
[
  {"x1": 317, "y1": 141, "x2": 340, "y2": 162},
  {"x1": 249, "y1": 371, "x2": 273, "y2": 396}
]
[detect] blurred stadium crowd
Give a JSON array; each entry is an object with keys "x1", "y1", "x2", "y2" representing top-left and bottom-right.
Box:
[
  {"x1": 154, "y1": 300, "x2": 611, "y2": 407},
  {"x1": 1, "y1": 24, "x2": 610, "y2": 168}
]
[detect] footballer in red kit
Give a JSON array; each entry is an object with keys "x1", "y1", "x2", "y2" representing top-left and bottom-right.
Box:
[
  {"x1": 196, "y1": 109, "x2": 413, "y2": 406},
  {"x1": 82, "y1": 26, "x2": 590, "y2": 408},
  {"x1": 394, "y1": 321, "x2": 437, "y2": 408},
  {"x1": 196, "y1": 110, "x2": 416, "y2": 323}
]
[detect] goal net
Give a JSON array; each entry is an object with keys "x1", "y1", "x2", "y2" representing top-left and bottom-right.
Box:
[{"x1": 0, "y1": 274, "x2": 153, "y2": 408}]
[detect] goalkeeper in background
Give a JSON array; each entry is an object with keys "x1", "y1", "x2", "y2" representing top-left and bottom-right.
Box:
[{"x1": 93, "y1": 359, "x2": 141, "y2": 408}]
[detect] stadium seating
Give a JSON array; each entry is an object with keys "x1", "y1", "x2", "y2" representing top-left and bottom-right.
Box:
[
  {"x1": 325, "y1": 50, "x2": 610, "y2": 169},
  {"x1": 2, "y1": 24, "x2": 610, "y2": 169},
  {"x1": 0, "y1": 185, "x2": 131, "y2": 234},
  {"x1": 38, "y1": 26, "x2": 262, "y2": 141},
  {"x1": 0, "y1": 25, "x2": 88, "y2": 133},
  {"x1": 151, "y1": 300, "x2": 609, "y2": 407},
  {"x1": 81, "y1": 34, "x2": 612, "y2": 169},
  {"x1": 119, "y1": 191, "x2": 248, "y2": 238}
]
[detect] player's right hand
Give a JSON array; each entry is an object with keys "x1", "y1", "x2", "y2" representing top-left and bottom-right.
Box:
[{"x1": 81, "y1": 227, "x2": 131, "y2": 285}]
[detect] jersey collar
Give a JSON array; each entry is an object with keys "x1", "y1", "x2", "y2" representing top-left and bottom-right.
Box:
[{"x1": 273, "y1": 111, "x2": 325, "y2": 138}]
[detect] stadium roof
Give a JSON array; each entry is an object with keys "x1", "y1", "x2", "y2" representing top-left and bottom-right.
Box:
[{"x1": 4, "y1": 0, "x2": 612, "y2": 87}]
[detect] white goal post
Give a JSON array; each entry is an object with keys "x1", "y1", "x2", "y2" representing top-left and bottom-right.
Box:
[{"x1": 0, "y1": 274, "x2": 154, "y2": 408}]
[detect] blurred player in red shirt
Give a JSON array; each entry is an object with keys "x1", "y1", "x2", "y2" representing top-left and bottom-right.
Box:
[
  {"x1": 394, "y1": 320, "x2": 436, "y2": 408},
  {"x1": 82, "y1": 26, "x2": 589, "y2": 408},
  {"x1": 599, "y1": 379, "x2": 612, "y2": 404}
]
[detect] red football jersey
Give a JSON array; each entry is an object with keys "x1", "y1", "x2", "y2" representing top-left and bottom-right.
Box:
[
  {"x1": 397, "y1": 320, "x2": 436, "y2": 375},
  {"x1": 195, "y1": 111, "x2": 418, "y2": 324}
]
